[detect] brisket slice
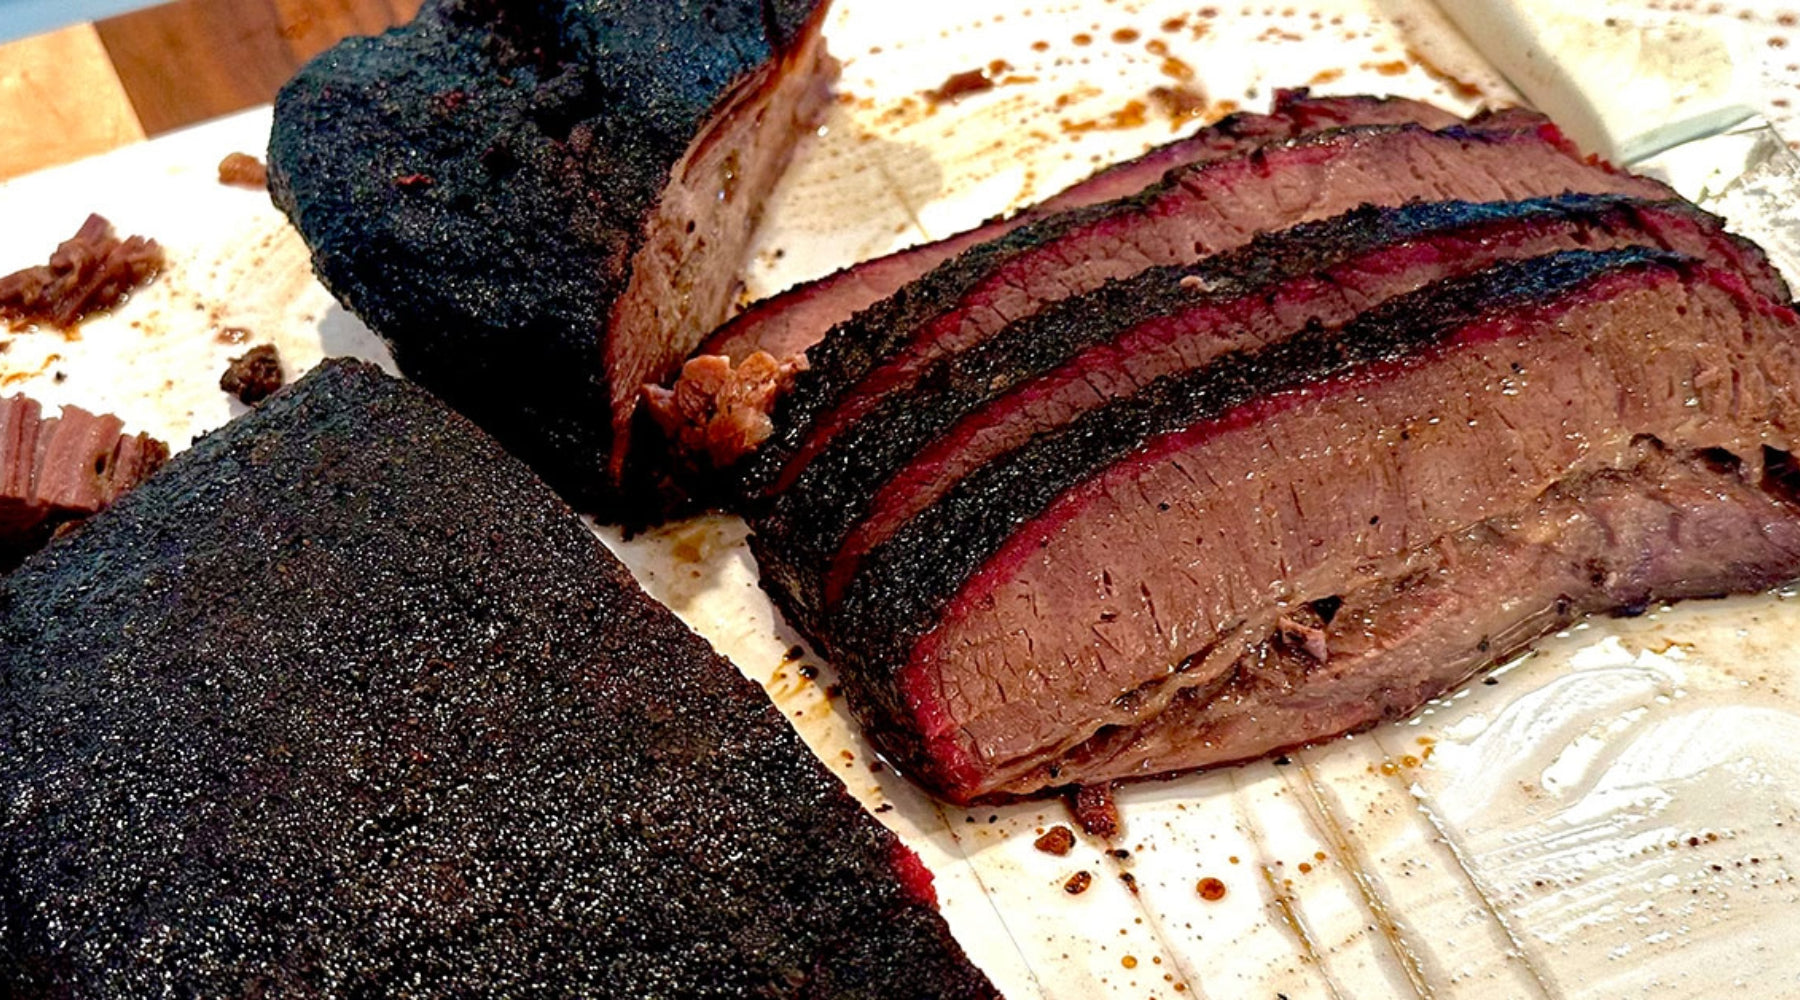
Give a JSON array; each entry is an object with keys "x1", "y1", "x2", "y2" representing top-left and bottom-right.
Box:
[
  {"x1": 822, "y1": 251, "x2": 1800, "y2": 801},
  {"x1": 268, "y1": 0, "x2": 835, "y2": 514},
  {"x1": 0, "y1": 214, "x2": 164, "y2": 331},
  {"x1": 0, "y1": 395, "x2": 167, "y2": 570},
  {"x1": 0, "y1": 360, "x2": 996, "y2": 998},
  {"x1": 696, "y1": 89, "x2": 1461, "y2": 367},
  {"x1": 752, "y1": 196, "x2": 1786, "y2": 637},
  {"x1": 744, "y1": 116, "x2": 1675, "y2": 503}
]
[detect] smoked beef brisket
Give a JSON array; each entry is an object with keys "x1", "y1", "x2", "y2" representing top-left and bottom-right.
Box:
[
  {"x1": 269, "y1": 0, "x2": 835, "y2": 512},
  {"x1": 653, "y1": 90, "x2": 1463, "y2": 474},
  {"x1": 0, "y1": 395, "x2": 166, "y2": 569},
  {"x1": 752, "y1": 196, "x2": 1788, "y2": 639},
  {"x1": 789, "y1": 251, "x2": 1800, "y2": 801},
  {"x1": 743, "y1": 115, "x2": 1675, "y2": 503},
  {"x1": 0, "y1": 360, "x2": 996, "y2": 998},
  {"x1": 694, "y1": 89, "x2": 1461, "y2": 367}
]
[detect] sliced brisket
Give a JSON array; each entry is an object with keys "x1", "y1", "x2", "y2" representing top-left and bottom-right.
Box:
[
  {"x1": 815, "y1": 251, "x2": 1800, "y2": 800},
  {"x1": 0, "y1": 395, "x2": 167, "y2": 570},
  {"x1": 0, "y1": 214, "x2": 163, "y2": 331},
  {"x1": 751, "y1": 196, "x2": 1787, "y2": 637},
  {"x1": 1013, "y1": 443, "x2": 1800, "y2": 790},
  {"x1": 269, "y1": 0, "x2": 836, "y2": 513},
  {"x1": 665, "y1": 90, "x2": 1460, "y2": 473},
  {"x1": 0, "y1": 360, "x2": 996, "y2": 998},
  {"x1": 697, "y1": 89, "x2": 1461, "y2": 367},
  {"x1": 745, "y1": 116, "x2": 1675, "y2": 503}
]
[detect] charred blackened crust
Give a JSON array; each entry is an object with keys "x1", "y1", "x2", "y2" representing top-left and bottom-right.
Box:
[
  {"x1": 268, "y1": 0, "x2": 830, "y2": 515},
  {"x1": 821, "y1": 250, "x2": 1686, "y2": 742},
  {"x1": 0, "y1": 360, "x2": 997, "y2": 998}
]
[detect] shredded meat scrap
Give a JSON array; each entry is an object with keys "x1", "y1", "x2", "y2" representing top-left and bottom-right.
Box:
[
  {"x1": 0, "y1": 214, "x2": 164, "y2": 330},
  {"x1": 642, "y1": 351, "x2": 806, "y2": 469}
]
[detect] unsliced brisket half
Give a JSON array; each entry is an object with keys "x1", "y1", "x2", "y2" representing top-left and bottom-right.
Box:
[
  {"x1": 816, "y1": 251, "x2": 1800, "y2": 801},
  {"x1": 694, "y1": 89, "x2": 1461, "y2": 367},
  {"x1": 269, "y1": 0, "x2": 835, "y2": 513},
  {"x1": 0, "y1": 360, "x2": 997, "y2": 998},
  {"x1": 744, "y1": 116, "x2": 1676, "y2": 503},
  {"x1": 752, "y1": 196, "x2": 1787, "y2": 636}
]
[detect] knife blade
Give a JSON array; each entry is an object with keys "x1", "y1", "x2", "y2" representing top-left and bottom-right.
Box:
[{"x1": 1435, "y1": 0, "x2": 1800, "y2": 285}]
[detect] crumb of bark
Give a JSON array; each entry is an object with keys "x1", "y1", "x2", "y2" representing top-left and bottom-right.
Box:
[
  {"x1": 217, "y1": 152, "x2": 268, "y2": 189},
  {"x1": 1070, "y1": 782, "x2": 1121, "y2": 839},
  {"x1": 0, "y1": 214, "x2": 164, "y2": 331},
  {"x1": 1034, "y1": 826, "x2": 1077, "y2": 856},
  {"x1": 220, "y1": 344, "x2": 285, "y2": 404}
]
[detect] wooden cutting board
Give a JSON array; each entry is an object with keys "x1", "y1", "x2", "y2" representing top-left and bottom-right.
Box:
[{"x1": 0, "y1": 0, "x2": 419, "y2": 180}]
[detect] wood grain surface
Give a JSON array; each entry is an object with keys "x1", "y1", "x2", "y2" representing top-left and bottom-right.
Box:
[
  {"x1": 0, "y1": 0, "x2": 422, "y2": 180},
  {"x1": 0, "y1": 24, "x2": 144, "y2": 180}
]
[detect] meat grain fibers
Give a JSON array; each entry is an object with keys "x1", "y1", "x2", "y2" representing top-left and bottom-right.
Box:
[
  {"x1": 0, "y1": 394, "x2": 166, "y2": 569},
  {"x1": 0, "y1": 214, "x2": 162, "y2": 330}
]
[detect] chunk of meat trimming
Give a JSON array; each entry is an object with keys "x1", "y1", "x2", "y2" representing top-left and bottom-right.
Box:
[
  {"x1": 0, "y1": 394, "x2": 167, "y2": 568},
  {"x1": 0, "y1": 360, "x2": 998, "y2": 997},
  {"x1": 269, "y1": 0, "x2": 839, "y2": 514},
  {"x1": 744, "y1": 115, "x2": 1675, "y2": 508}
]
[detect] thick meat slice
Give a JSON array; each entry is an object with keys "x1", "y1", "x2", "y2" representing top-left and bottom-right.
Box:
[
  {"x1": 269, "y1": 0, "x2": 836, "y2": 513},
  {"x1": 819, "y1": 251, "x2": 1800, "y2": 801},
  {"x1": 1036, "y1": 445, "x2": 1800, "y2": 791},
  {"x1": 752, "y1": 196, "x2": 1786, "y2": 638},
  {"x1": 745, "y1": 116, "x2": 1675, "y2": 503},
  {"x1": 697, "y1": 89, "x2": 1462, "y2": 367},
  {"x1": 0, "y1": 394, "x2": 167, "y2": 569},
  {"x1": 0, "y1": 360, "x2": 997, "y2": 998}
]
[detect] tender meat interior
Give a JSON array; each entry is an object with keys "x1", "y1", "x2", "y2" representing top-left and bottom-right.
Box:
[{"x1": 641, "y1": 351, "x2": 807, "y2": 469}]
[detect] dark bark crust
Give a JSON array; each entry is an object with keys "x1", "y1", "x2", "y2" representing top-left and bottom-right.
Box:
[{"x1": 0, "y1": 360, "x2": 996, "y2": 999}]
